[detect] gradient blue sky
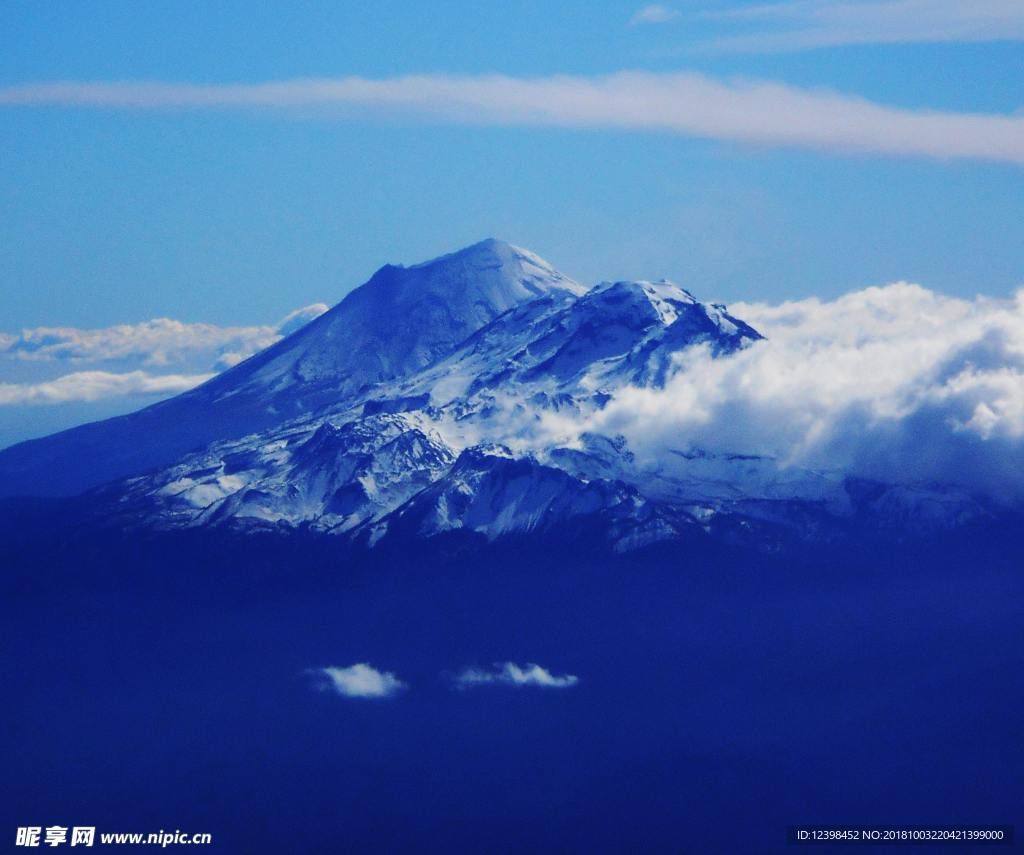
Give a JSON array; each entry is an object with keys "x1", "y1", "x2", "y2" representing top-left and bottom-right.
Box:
[{"x1": 1, "y1": 0, "x2": 1022, "y2": 444}]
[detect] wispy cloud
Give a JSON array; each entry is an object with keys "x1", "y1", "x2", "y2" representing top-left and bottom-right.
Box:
[
  {"x1": 0, "y1": 370, "x2": 214, "y2": 405},
  {"x1": 0, "y1": 304, "x2": 328, "y2": 406},
  {"x1": 0, "y1": 72, "x2": 1021, "y2": 164},
  {"x1": 705, "y1": 0, "x2": 1024, "y2": 52},
  {"x1": 0, "y1": 304, "x2": 328, "y2": 367},
  {"x1": 453, "y1": 662, "x2": 579, "y2": 689},
  {"x1": 630, "y1": 4, "x2": 681, "y2": 25},
  {"x1": 313, "y1": 664, "x2": 407, "y2": 698}
]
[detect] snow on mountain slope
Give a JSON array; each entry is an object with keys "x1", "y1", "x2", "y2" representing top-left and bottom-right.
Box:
[
  {"x1": 6, "y1": 238, "x2": 993, "y2": 548},
  {"x1": 90, "y1": 262, "x2": 775, "y2": 545},
  {"x1": 0, "y1": 239, "x2": 581, "y2": 498},
  {"x1": 200, "y1": 238, "x2": 585, "y2": 406},
  {"x1": 360, "y1": 444, "x2": 697, "y2": 552},
  {"x1": 110, "y1": 412, "x2": 456, "y2": 534},
  {"x1": 387, "y1": 278, "x2": 760, "y2": 410}
]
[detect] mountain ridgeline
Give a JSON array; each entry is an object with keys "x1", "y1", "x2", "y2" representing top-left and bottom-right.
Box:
[{"x1": 0, "y1": 239, "x2": 994, "y2": 550}]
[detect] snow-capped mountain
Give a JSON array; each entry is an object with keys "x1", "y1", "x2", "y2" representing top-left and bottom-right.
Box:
[
  {"x1": 3, "y1": 239, "x2": 992, "y2": 549},
  {"x1": 0, "y1": 239, "x2": 582, "y2": 497},
  {"x1": 197, "y1": 237, "x2": 587, "y2": 409},
  {"x1": 394, "y1": 277, "x2": 761, "y2": 401}
]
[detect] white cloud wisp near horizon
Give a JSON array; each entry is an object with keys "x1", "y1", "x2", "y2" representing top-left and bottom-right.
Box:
[
  {"x1": 630, "y1": 4, "x2": 681, "y2": 25},
  {"x1": 0, "y1": 303, "x2": 328, "y2": 406},
  {"x1": 1, "y1": 72, "x2": 1022, "y2": 165},
  {"x1": 0, "y1": 370, "x2": 215, "y2": 406},
  {"x1": 0, "y1": 304, "x2": 328, "y2": 367}
]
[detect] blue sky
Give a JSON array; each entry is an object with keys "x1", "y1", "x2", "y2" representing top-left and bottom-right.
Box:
[{"x1": 1, "y1": 0, "x2": 1022, "y2": 444}]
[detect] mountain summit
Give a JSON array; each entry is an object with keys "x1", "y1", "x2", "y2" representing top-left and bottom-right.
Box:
[{"x1": 201, "y1": 238, "x2": 585, "y2": 405}]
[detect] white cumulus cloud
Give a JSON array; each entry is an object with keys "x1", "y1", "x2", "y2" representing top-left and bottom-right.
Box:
[
  {"x1": 535, "y1": 282, "x2": 1024, "y2": 503},
  {"x1": 314, "y1": 663, "x2": 407, "y2": 698},
  {"x1": 453, "y1": 662, "x2": 579, "y2": 689}
]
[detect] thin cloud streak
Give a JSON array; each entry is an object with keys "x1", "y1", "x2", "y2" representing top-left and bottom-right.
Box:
[
  {"x1": 630, "y1": 4, "x2": 681, "y2": 25},
  {"x1": 705, "y1": 0, "x2": 1024, "y2": 52},
  {"x1": 2, "y1": 319, "x2": 280, "y2": 367},
  {"x1": 0, "y1": 304, "x2": 330, "y2": 405},
  {"x1": 0, "y1": 304, "x2": 328, "y2": 366},
  {"x1": 1, "y1": 72, "x2": 1022, "y2": 164},
  {"x1": 0, "y1": 370, "x2": 214, "y2": 405},
  {"x1": 453, "y1": 662, "x2": 579, "y2": 689}
]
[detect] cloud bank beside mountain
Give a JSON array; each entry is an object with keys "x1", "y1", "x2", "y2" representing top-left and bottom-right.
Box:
[
  {"x1": 0, "y1": 370, "x2": 216, "y2": 405},
  {"x1": 0, "y1": 304, "x2": 328, "y2": 406},
  {"x1": 539, "y1": 283, "x2": 1024, "y2": 502}
]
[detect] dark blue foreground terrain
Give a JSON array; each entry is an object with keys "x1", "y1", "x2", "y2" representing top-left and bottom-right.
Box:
[{"x1": 2, "y1": 507, "x2": 1022, "y2": 853}]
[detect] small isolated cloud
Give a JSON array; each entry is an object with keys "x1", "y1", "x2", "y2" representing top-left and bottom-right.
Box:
[
  {"x1": 313, "y1": 663, "x2": 407, "y2": 698},
  {"x1": 630, "y1": 4, "x2": 680, "y2": 25},
  {"x1": 453, "y1": 662, "x2": 579, "y2": 689},
  {"x1": 0, "y1": 370, "x2": 214, "y2": 405}
]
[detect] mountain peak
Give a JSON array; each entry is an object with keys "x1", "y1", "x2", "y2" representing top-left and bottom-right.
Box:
[
  {"x1": 404, "y1": 238, "x2": 586, "y2": 299},
  {"x1": 191, "y1": 240, "x2": 585, "y2": 414},
  {"x1": 417, "y1": 237, "x2": 533, "y2": 262},
  {"x1": 415, "y1": 237, "x2": 514, "y2": 264}
]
